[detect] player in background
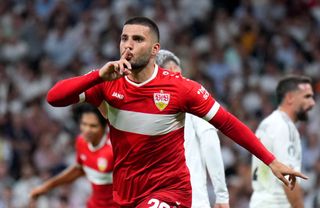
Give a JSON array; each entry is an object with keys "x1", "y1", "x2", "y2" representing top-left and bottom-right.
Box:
[
  {"x1": 250, "y1": 75, "x2": 315, "y2": 208},
  {"x1": 30, "y1": 104, "x2": 118, "y2": 208},
  {"x1": 156, "y1": 49, "x2": 229, "y2": 208},
  {"x1": 46, "y1": 16, "x2": 307, "y2": 208}
]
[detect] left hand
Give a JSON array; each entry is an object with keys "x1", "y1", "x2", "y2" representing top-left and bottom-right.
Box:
[{"x1": 269, "y1": 159, "x2": 308, "y2": 190}]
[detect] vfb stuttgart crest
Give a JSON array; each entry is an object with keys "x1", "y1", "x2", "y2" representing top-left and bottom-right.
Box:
[
  {"x1": 153, "y1": 90, "x2": 170, "y2": 111},
  {"x1": 97, "y1": 157, "x2": 108, "y2": 171}
]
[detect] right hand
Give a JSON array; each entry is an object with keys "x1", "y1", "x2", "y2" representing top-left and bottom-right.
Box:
[{"x1": 99, "y1": 49, "x2": 132, "y2": 81}]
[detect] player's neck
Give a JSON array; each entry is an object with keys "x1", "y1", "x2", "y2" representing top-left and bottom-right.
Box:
[
  {"x1": 278, "y1": 106, "x2": 297, "y2": 123},
  {"x1": 91, "y1": 132, "x2": 105, "y2": 147},
  {"x1": 127, "y1": 61, "x2": 155, "y2": 83}
]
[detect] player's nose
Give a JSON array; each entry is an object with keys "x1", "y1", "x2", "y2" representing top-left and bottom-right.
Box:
[{"x1": 310, "y1": 98, "x2": 315, "y2": 108}]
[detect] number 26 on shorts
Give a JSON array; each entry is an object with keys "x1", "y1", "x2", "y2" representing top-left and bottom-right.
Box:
[{"x1": 148, "y1": 198, "x2": 170, "y2": 208}]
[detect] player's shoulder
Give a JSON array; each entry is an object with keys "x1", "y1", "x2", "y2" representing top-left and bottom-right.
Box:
[
  {"x1": 258, "y1": 110, "x2": 288, "y2": 132},
  {"x1": 158, "y1": 66, "x2": 199, "y2": 87}
]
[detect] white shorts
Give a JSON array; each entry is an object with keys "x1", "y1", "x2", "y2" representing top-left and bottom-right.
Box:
[{"x1": 249, "y1": 192, "x2": 291, "y2": 208}]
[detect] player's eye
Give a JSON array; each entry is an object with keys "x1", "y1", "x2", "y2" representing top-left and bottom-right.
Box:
[
  {"x1": 121, "y1": 35, "x2": 128, "y2": 41},
  {"x1": 133, "y1": 36, "x2": 144, "y2": 42}
]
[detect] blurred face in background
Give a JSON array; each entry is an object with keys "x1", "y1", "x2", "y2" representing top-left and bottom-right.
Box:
[
  {"x1": 291, "y1": 83, "x2": 315, "y2": 121},
  {"x1": 163, "y1": 60, "x2": 182, "y2": 73},
  {"x1": 80, "y1": 112, "x2": 105, "y2": 144}
]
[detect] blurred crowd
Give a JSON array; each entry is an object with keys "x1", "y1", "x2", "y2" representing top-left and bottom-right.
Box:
[{"x1": 0, "y1": 0, "x2": 320, "y2": 207}]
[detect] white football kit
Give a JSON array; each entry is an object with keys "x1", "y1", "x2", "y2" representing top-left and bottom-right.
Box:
[
  {"x1": 184, "y1": 113, "x2": 229, "y2": 208},
  {"x1": 250, "y1": 110, "x2": 301, "y2": 208}
]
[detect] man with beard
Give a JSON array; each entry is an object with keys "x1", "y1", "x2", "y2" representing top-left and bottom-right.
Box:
[
  {"x1": 250, "y1": 75, "x2": 315, "y2": 208},
  {"x1": 47, "y1": 17, "x2": 308, "y2": 208}
]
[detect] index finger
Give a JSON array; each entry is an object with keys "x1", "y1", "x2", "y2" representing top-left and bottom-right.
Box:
[
  {"x1": 292, "y1": 171, "x2": 308, "y2": 180},
  {"x1": 121, "y1": 48, "x2": 130, "y2": 60}
]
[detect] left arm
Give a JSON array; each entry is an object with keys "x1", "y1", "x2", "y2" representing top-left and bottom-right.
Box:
[
  {"x1": 182, "y1": 80, "x2": 307, "y2": 188},
  {"x1": 207, "y1": 103, "x2": 307, "y2": 188}
]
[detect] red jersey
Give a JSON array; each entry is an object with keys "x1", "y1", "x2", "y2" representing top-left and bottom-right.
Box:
[
  {"x1": 76, "y1": 135, "x2": 118, "y2": 208},
  {"x1": 84, "y1": 66, "x2": 208, "y2": 207},
  {"x1": 48, "y1": 65, "x2": 275, "y2": 207}
]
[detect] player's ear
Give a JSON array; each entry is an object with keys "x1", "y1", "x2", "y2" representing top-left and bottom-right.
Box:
[
  {"x1": 286, "y1": 92, "x2": 295, "y2": 105},
  {"x1": 151, "y1": 43, "x2": 160, "y2": 56}
]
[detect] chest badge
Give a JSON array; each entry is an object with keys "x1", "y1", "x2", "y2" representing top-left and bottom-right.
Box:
[
  {"x1": 154, "y1": 90, "x2": 170, "y2": 111},
  {"x1": 97, "y1": 157, "x2": 108, "y2": 172}
]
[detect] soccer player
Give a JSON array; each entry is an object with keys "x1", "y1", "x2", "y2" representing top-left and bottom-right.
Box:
[
  {"x1": 30, "y1": 104, "x2": 118, "y2": 208},
  {"x1": 46, "y1": 16, "x2": 307, "y2": 208},
  {"x1": 156, "y1": 49, "x2": 229, "y2": 208},
  {"x1": 250, "y1": 76, "x2": 315, "y2": 208}
]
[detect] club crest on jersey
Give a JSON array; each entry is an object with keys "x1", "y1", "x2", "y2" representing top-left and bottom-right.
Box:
[
  {"x1": 97, "y1": 157, "x2": 108, "y2": 171},
  {"x1": 153, "y1": 90, "x2": 170, "y2": 111}
]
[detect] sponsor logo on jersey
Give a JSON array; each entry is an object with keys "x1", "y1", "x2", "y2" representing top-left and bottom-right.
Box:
[
  {"x1": 154, "y1": 90, "x2": 170, "y2": 111},
  {"x1": 197, "y1": 86, "x2": 209, "y2": 100},
  {"x1": 97, "y1": 157, "x2": 108, "y2": 171},
  {"x1": 112, "y1": 92, "x2": 124, "y2": 99}
]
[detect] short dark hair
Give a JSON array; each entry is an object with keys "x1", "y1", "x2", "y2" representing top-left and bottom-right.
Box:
[
  {"x1": 74, "y1": 104, "x2": 107, "y2": 127},
  {"x1": 124, "y1": 16, "x2": 160, "y2": 42},
  {"x1": 276, "y1": 75, "x2": 312, "y2": 104}
]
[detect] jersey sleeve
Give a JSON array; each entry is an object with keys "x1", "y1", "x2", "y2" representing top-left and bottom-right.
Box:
[
  {"x1": 192, "y1": 116, "x2": 229, "y2": 203},
  {"x1": 180, "y1": 79, "x2": 275, "y2": 165},
  {"x1": 47, "y1": 70, "x2": 105, "y2": 107},
  {"x1": 180, "y1": 79, "x2": 215, "y2": 118},
  {"x1": 84, "y1": 83, "x2": 105, "y2": 107}
]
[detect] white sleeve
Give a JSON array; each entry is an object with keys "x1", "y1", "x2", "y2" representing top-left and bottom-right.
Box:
[{"x1": 192, "y1": 115, "x2": 229, "y2": 204}]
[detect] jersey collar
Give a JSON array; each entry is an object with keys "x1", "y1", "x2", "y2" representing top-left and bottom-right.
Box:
[{"x1": 124, "y1": 64, "x2": 158, "y2": 87}]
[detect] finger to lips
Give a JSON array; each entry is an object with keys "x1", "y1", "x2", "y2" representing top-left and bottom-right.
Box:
[
  {"x1": 123, "y1": 59, "x2": 132, "y2": 70},
  {"x1": 119, "y1": 62, "x2": 125, "y2": 75},
  {"x1": 113, "y1": 63, "x2": 121, "y2": 74},
  {"x1": 121, "y1": 48, "x2": 130, "y2": 59}
]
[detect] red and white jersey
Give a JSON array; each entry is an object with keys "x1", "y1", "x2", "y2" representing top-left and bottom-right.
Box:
[
  {"x1": 76, "y1": 134, "x2": 118, "y2": 208},
  {"x1": 81, "y1": 65, "x2": 217, "y2": 207}
]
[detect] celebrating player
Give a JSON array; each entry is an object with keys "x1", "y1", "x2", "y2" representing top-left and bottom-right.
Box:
[
  {"x1": 30, "y1": 104, "x2": 118, "y2": 208},
  {"x1": 47, "y1": 16, "x2": 307, "y2": 208},
  {"x1": 250, "y1": 76, "x2": 315, "y2": 208},
  {"x1": 156, "y1": 49, "x2": 229, "y2": 208}
]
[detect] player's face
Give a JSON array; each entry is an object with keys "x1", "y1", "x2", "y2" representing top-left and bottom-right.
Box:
[
  {"x1": 120, "y1": 24, "x2": 159, "y2": 71},
  {"x1": 80, "y1": 113, "x2": 105, "y2": 144},
  {"x1": 293, "y1": 83, "x2": 315, "y2": 121}
]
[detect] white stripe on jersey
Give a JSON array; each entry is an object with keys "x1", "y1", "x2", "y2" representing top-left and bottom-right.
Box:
[
  {"x1": 79, "y1": 92, "x2": 85, "y2": 103},
  {"x1": 107, "y1": 104, "x2": 185, "y2": 135},
  {"x1": 82, "y1": 165, "x2": 113, "y2": 185},
  {"x1": 203, "y1": 102, "x2": 220, "y2": 121}
]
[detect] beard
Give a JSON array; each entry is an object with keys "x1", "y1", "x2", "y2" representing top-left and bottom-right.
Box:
[
  {"x1": 296, "y1": 107, "x2": 309, "y2": 121},
  {"x1": 127, "y1": 51, "x2": 152, "y2": 72}
]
